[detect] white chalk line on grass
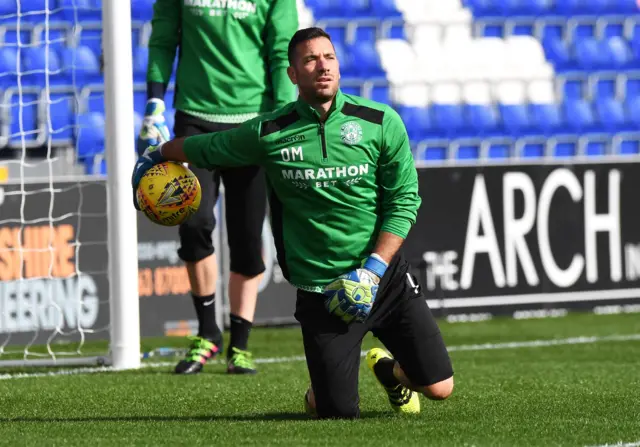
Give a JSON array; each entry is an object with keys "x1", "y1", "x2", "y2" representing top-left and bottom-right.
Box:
[
  {"x1": 586, "y1": 441, "x2": 640, "y2": 447},
  {"x1": 1, "y1": 333, "x2": 640, "y2": 381}
]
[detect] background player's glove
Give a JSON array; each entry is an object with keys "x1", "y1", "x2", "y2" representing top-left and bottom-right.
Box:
[
  {"x1": 131, "y1": 143, "x2": 166, "y2": 210},
  {"x1": 322, "y1": 255, "x2": 388, "y2": 324},
  {"x1": 136, "y1": 99, "x2": 170, "y2": 155}
]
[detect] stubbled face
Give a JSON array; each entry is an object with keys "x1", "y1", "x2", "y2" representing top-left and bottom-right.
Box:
[{"x1": 288, "y1": 37, "x2": 340, "y2": 104}]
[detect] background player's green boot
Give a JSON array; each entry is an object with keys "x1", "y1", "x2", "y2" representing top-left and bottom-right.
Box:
[
  {"x1": 366, "y1": 348, "x2": 420, "y2": 415},
  {"x1": 174, "y1": 336, "x2": 220, "y2": 374},
  {"x1": 227, "y1": 347, "x2": 258, "y2": 374}
]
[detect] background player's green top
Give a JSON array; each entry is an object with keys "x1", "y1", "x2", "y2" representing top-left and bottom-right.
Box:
[
  {"x1": 147, "y1": 0, "x2": 299, "y2": 123},
  {"x1": 183, "y1": 91, "x2": 422, "y2": 292}
]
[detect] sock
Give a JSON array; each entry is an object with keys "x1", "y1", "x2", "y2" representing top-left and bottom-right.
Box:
[
  {"x1": 192, "y1": 293, "x2": 222, "y2": 346},
  {"x1": 373, "y1": 358, "x2": 401, "y2": 389},
  {"x1": 228, "y1": 313, "x2": 253, "y2": 357}
]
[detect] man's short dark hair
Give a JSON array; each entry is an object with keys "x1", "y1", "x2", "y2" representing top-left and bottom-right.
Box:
[{"x1": 288, "y1": 27, "x2": 332, "y2": 65}]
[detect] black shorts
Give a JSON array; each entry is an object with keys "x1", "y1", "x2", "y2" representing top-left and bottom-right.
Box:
[
  {"x1": 294, "y1": 252, "x2": 453, "y2": 419},
  {"x1": 173, "y1": 110, "x2": 267, "y2": 277}
]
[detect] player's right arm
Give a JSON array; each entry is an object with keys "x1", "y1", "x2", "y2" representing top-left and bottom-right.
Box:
[
  {"x1": 146, "y1": 0, "x2": 180, "y2": 100},
  {"x1": 137, "y1": 0, "x2": 181, "y2": 154},
  {"x1": 131, "y1": 119, "x2": 263, "y2": 209}
]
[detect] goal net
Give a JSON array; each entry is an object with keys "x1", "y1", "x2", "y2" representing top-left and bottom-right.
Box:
[{"x1": 0, "y1": 0, "x2": 140, "y2": 369}]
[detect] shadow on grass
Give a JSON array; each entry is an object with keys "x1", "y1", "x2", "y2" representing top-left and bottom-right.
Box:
[{"x1": 0, "y1": 411, "x2": 393, "y2": 423}]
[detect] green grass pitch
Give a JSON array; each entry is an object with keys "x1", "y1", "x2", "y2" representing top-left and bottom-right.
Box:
[{"x1": 1, "y1": 312, "x2": 640, "y2": 446}]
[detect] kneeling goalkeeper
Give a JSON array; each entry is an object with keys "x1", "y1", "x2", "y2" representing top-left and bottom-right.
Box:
[{"x1": 132, "y1": 27, "x2": 454, "y2": 419}]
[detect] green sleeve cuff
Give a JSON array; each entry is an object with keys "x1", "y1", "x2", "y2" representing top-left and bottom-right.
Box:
[{"x1": 380, "y1": 217, "x2": 412, "y2": 239}]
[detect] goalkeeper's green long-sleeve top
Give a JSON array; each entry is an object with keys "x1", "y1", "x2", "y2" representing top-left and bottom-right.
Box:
[
  {"x1": 146, "y1": 0, "x2": 298, "y2": 122},
  {"x1": 183, "y1": 90, "x2": 422, "y2": 292}
]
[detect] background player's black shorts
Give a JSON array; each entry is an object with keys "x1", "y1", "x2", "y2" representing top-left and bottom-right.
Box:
[
  {"x1": 294, "y1": 252, "x2": 453, "y2": 418},
  {"x1": 173, "y1": 110, "x2": 266, "y2": 277}
]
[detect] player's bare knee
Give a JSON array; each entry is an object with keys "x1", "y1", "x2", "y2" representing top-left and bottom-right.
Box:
[{"x1": 421, "y1": 376, "x2": 454, "y2": 400}]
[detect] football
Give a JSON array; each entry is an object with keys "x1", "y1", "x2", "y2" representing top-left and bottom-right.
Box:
[{"x1": 136, "y1": 161, "x2": 201, "y2": 226}]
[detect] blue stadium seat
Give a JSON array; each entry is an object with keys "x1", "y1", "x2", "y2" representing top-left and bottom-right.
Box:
[
  {"x1": 0, "y1": 47, "x2": 17, "y2": 87},
  {"x1": 347, "y1": 42, "x2": 384, "y2": 77},
  {"x1": 465, "y1": 0, "x2": 498, "y2": 16},
  {"x1": 342, "y1": 0, "x2": 371, "y2": 18},
  {"x1": 625, "y1": 76, "x2": 640, "y2": 99},
  {"x1": 86, "y1": 90, "x2": 105, "y2": 115},
  {"x1": 324, "y1": 26, "x2": 347, "y2": 46},
  {"x1": 370, "y1": 85, "x2": 390, "y2": 104},
  {"x1": 77, "y1": 25, "x2": 102, "y2": 59},
  {"x1": 626, "y1": 97, "x2": 640, "y2": 128},
  {"x1": 59, "y1": 0, "x2": 102, "y2": 22},
  {"x1": 10, "y1": 92, "x2": 40, "y2": 144},
  {"x1": 465, "y1": 104, "x2": 498, "y2": 136},
  {"x1": 0, "y1": 0, "x2": 15, "y2": 16},
  {"x1": 570, "y1": 22, "x2": 596, "y2": 44},
  {"x1": 418, "y1": 144, "x2": 448, "y2": 162},
  {"x1": 522, "y1": 142, "x2": 545, "y2": 158},
  {"x1": 49, "y1": 92, "x2": 76, "y2": 143},
  {"x1": 542, "y1": 37, "x2": 571, "y2": 69},
  {"x1": 596, "y1": 98, "x2": 627, "y2": 131},
  {"x1": 500, "y1": 103, "x2": 530, "y2": 136},
  {"x1": 131, "y1": 0, "x2": 155, "y2": 21},
  {"x1": 618, "y1": 137, "x2": 640, "y2": 155},
  {"x1": 432, "y1": 104, "x2": 464, "y2": 137},
  {"x1": 388, "y1": 24, "x2": 406, "y2": 40},
  {"x1": 488, "y1": 143, "x2": 511, "y2": 158},
  {"x1": 498, "y1": 0, "x2": 552, "y2": 15},
  {"x1": 603, "y1": 21, "x2": 625, "y2": 39},
  {"x1": 585, "y1": 139, "x2": 607, "y2": 156},
  {"x1": 354, "y1": 25, "x2": 377, "y2": 44},
  {"x1": 562, "y1": 77, "x2": 586, "y2": 100},
  {"x1": 60, "y1": 46, "x2": 101, "y2": 85},
  {"x1": 340, "y1": 85, "x2": 360, "y2": 96},
  {"x1": 594, "y1": 77, "x2": 617, "y2": 101},
  {"x1": 16, "y1": 0, "x2": 65, "y2": 22},
  {"x1": 553, "y1": 140, "x2": 577, "y2": 158},
  {"x1": 75, "y1": 112, "x2": 105, "y2": 158},
  {"x1": 370, "y1": 0, "x2": 402, "y2": 18},
  {"x1": 21, "y1": 47, "x2": 62, "y2": 85},
  {"x1": 457, "y1": 143, "x2": 480, "y2": 160},
  {"x1": 4, "y1": 28, "x2": 31, "y2": 46},
  {"x1": 609, "y1": 0, "x2": 639, "y2": 13},
  {"x1": 529, "y1": 103, "x2": 562, "y2": 135},
  {"x1": 398, "y1": 106, "x2": 430, "y2": 141},
  {"x1": 603, "y1": 37, "x2": 632, "y2": 69},
  {"x1": 563, "y1": 99, "x2": 595, "y2": 132},
  {"x1": 555, "y1": 0, "x2": 607, "y2": 15},
  {"x1": 311, "y1": 0, "x2": 341, "y2": 19},
  {"x1": 575, "y1": 38, "x2": 604, "y2": 70},
  {"x1": 512, "y1": 22, "x2": 535, "y2": 37},
  {"x1": 482, "y1": 23, "x2": 504, "y2": 38}
]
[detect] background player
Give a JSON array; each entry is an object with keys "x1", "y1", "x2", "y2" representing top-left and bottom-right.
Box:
[
  {"x1": 138, "y1": 0, "x2": 299, "y2": 375},
  {"x1": 132, "y1": 27, "x2": 454, "y2": 418}
]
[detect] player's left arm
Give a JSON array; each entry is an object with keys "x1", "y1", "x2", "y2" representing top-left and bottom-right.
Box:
[
  {"x1": 264, "y1": 0, "x2": 299, "y2": 108},
  {"x1": 323, "y1": 109, "x2": 420, "y2": 323}
]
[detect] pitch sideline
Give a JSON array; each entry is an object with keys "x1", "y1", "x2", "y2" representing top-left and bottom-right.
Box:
[{"x1": 1, "y1": 333, "x2": 639, "y2": 381}]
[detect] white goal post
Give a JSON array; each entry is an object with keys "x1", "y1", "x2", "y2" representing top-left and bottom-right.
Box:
[
  {"x1": 0, "y1": 0, "x2": 140, "y2": 370},
  {"x1": 102, "y1": 0, "x2": 141, "y2": 370}
]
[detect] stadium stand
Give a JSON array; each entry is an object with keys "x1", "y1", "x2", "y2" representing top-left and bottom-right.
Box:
[{"x1": 0, "y1": 0, "x2": 639, "y2": 174}]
